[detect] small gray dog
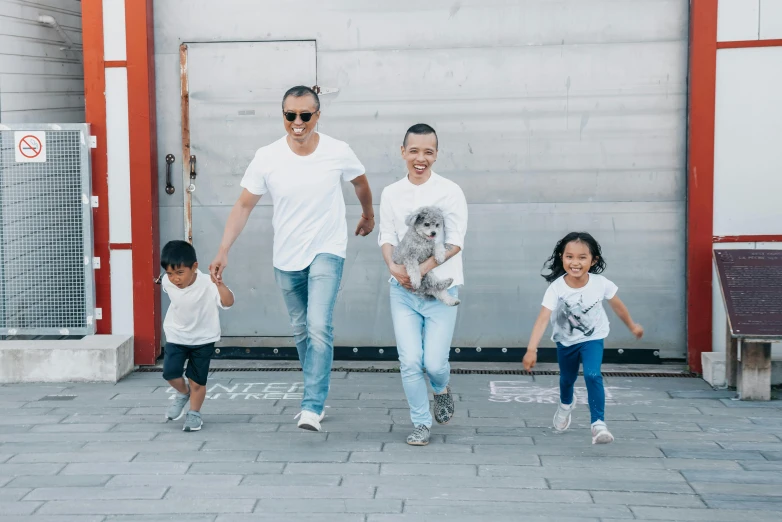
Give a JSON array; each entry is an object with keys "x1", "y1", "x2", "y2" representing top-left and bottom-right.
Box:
[{"x1": 392, "y1": 206, "x2": 460, "y2": 306}]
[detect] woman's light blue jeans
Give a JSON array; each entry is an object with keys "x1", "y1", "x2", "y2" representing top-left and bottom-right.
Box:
[
  {"x1": 274, "y1": 253, "x2": 344, "y2": 415},
  {"x1": 389, "y1": 280, "x2": 459, "y2": 427}
]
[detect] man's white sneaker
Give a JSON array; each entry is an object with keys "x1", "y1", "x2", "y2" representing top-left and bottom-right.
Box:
[
  {"x1": 553, "y1": 393, "x2": 576, "y2": 432},
  {"x1": 294, "y1": 410, "x2": 325, "y2": 432},
  {"x1": 591, "y1": 421, "x2": 615, "y2": 445}
]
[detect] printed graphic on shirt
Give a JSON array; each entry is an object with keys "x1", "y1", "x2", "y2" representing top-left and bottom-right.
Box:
[{"x1": 553, "y1": 295, "x2": 600, "y2": 342}]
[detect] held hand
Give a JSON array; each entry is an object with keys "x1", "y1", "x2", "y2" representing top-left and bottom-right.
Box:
[
  {"x1": 210, "y1": 272, "x2": 224, "y2": 286},
  {"x1": 209, "y1": 252, "x2": 228, "y2": 282},
  {"x1": 389, "y1": 263, "x2": 413, "y2": 290},
  {"x1": 355, "y1": 215, "x2": 375, "y2": 236},
  {"x1": 419, "y1": 257, "x2": 437, "y2": 278},
  {"x1": 523, "y1": 350, "x2": 538, "y2": 371},
  {"x1": 630, "y1": 323, "x2": 644, "y2": 340}
]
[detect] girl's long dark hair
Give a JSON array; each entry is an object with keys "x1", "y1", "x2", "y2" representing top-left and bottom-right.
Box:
[{"x1": 542, "y1": 232, "x2": 606, "y2": 283}]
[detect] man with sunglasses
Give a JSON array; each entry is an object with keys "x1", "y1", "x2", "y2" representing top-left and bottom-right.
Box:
[{"x1": 210, "y1": 85, "x2": 374, "y2": 432}]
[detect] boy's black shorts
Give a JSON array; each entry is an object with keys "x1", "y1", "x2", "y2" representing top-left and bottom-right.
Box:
[{"x1": 162, "y1": 342, "x2": 215, "y2": 386}]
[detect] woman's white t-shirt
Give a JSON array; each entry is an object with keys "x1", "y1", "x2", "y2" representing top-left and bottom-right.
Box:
[
  {"x1": 240, "y1": 133, "x2": 365, "y2": 271},
  {"x1": 541, "y1": 274, "x2": 618, "y2": 347},
  {"x1": 162, "y1": 270, "x2": 232, "y2": 346}
]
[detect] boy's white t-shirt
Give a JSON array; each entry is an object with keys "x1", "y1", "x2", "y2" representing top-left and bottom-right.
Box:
[
  {"x1": 541, "y1": 274, "x2": 618, "y2": 347},
  {"x1": 162, "y1": 270, "x2": 232, "y2": 346},
  {"x1": 240, "y1": 133, "x2": 365, "y2": 271}
]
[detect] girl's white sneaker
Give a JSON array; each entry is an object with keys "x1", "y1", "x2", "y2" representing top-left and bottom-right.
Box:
[{"x1": 591, "y1": 421, "x2": 615, "y2": 444}]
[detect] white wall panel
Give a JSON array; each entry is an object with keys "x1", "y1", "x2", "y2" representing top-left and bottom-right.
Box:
[
  {"x1": 105, "y1": 68, "x2": 133, "y2": 243},
  {"x1": 718, "y1": 0, "x2": 760, "y2": 41},
  {"x1": 760, "y1": 0, "x2": 782, "y2": 39},
  {"x1": 714, "y1": 47, "x2": 782, "y2": 236},
  {"x1": 110, "y1": 250, "x2": 134, "y2": 335},
  {"x1": 102, "y1": 0, "x2": 127, "y2": 61}
]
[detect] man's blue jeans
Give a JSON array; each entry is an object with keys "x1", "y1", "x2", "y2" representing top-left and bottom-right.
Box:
[
  {"x1": 557, "y1": 339, "x2": 606, "y2": 424},
  {"x1": 389, "y1": 280, "x2": 460, "y2": 427},
  {"x1": 274, "y1": 254, "x2": 344, "y2": 415}
]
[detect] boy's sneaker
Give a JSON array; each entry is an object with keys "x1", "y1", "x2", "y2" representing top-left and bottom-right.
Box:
[
  {"x1": 295, "y1": 410, "x2": 325, "y2": 432},
  {"x1": 406, "y1": 424, "x2": 430, "y2": 446},
  {"x1": 433, "y1": 386, "x2": 455, "y2": 425},
  {"x1": 553, "y1": 393, "x2": 576, "y2": 432},
  {"x1": 183, "y1": 411, "x2": 202, "y2": 432},
  {"x1": 166, "y1": 391, "x2": 190, "y2": 421},
  {"x1": 591, "y1": 421, "x2": 614, "y2": 444}
]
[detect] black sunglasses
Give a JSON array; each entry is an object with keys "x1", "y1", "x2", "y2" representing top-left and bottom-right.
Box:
[{"x1": 283, "y1": 111, "x2": 317, "y2": 122}]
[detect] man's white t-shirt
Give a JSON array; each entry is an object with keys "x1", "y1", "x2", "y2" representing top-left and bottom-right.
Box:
[
  {"x1": 162, "y1": 270, "x2": 232, "y2": 346},
  {"x1": 541, "y1": 274, "x2": 618, "y2": 347},
  {"x1": 240, "y1": 133, "x2": 365, "y2": 271},
  {"x1": 377, "y1": 172, "x2": 468, "y2": 288}
]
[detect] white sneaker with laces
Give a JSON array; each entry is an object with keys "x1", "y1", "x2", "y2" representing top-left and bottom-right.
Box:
[
  {"x1": 294, "y1": 410, "x2": 325, "y2": 432},
  {"x1": 591, "y1": 421, "x2": 615, "y2": 444},
  {"x1": 553, "y1": 393, "x2": 576, "y2": 432}
]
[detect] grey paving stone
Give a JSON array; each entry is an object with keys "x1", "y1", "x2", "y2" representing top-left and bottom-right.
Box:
[
  {"x1": 399, "y1": 500, "x2": 633, "y2": 518},
  {"x1": 370, "y1": 516, "x2": 602, "y2": 522},
  {"x1": 380, "y1": 442, "x2": 474, "y2": 453},
  {"x1": 540, "y1": 456, "x2": 665, "y2": 469},
  {"x1": 0, "y1": 477, "x2": 11, "y2": 487},
  {"x1": 31, "y1": 424, "x2": 116, "y2": 433},
  {"x1": 0, "y1": 416, "x2": 65, "y2": 425},
  {"x1": 0, "y1": 515, "x2": 105, "y2": 522},
  {"x1": 549, "y1": 478, "x2": 694, "y2": 494},
  {"x1": 0, "y1": 408, "x2": 54, "y2": 416},
  {"x1": 277, "y1": 423, "x2": 393, "y2": 433},
  {"x1": 668, "y1": 390, "x2": 737, "y2": 399},
  {"x1": 682, "y1": 470, "x2": 782, "y2": 484},
  {"x1": 146, "y1": 423, "x2": 280, "y2": 434},
  {"x1": 380, "y1": 463, "x2": 477, "y2": 477},
  {"x1": 26, "y1": 486, "x2": 167, "y2": 500},
  {"x1": 252, "y1": 498, "x2": 402, "y2": 513},
  {"x1": 594, "y1": 491, "x2": 707, "y2": 507},
  {"x1": 661, "y1": 458, "x2": 743, "y2": 471},
  {"x1": 283, "y1": 463, "x2": 379, "y2": 475},
  {"x1": 61, "y1": 462, "x2": 190, "y2": 475},
  {"x1": 376, "y1": 485, "x2": 590, "y2": 503},
  {"x1": 132, "y1": 451, "x2": 259, "y2": 463},
  {"x1": 216, "y1": 513, "x2": 362, "y2": 522},
  {"x1": 351, "y1": 432, "x2": 445, "y2": 444},
  {"x1": 690, "y1": 482, "x2": 782, "y2": 497},
  {"x1": 164, "y1": 485, "x2": 375, "y2": 499},
  {"x1": 187, "y1": 462, "x2": 284, "y2": 475},
  {"x1": 661, "y1": 449, "x2": 767, "y2": 460},
  {"x1": 703, "y1": 496, "x2": 782, "y2": 511},
  {"x1": 0, "y1": 502, "x2": 42, "y2": 515},
  {"x1": 654, "y1": 430, "x2": 781, "y2": 442},
  {"x1": 107, "y1": 474, "x2": 242, "y2": 487},
  {"x1": 479, "y1": 465, "x2": 685, "y2": 482},
  {"x1": 630, "y1": 506, "x2": 782, "y2": 521},
  {"x1": 0, "y1": 463, "x2": 64, "y2": 476},
  {"x1": 7, "y1": 475, "x2": 112, "y2": 488},
  {"x1": 106, "y1": 517, "x2": 216, "y2": 522},
  {"x1": 349, "y1": 451, "x2": 540, "y2": 466},
  {"x1": 257, "y1": 451, "x2": 350, "y2": 463},
  {"x1": 719, "y1": 399, "x2": 782, "y2": 408},
  {"x1": 0, "y1": 442, "x2": 87, "y2": 454},
  {"x1": 83, "y1": 441, "x2": 204, "y2": 453},
  {"x1": 341, "y1": 474, "x2": 548, "y2": 490},
  {"x1": 200, "y1": 440, "x2": 382, "y2": 452},
  {"x1": 0, "y1": 489, "x2": 29, "y2": 501},
  {"x1": 0, "y1": 427, "x2": 33, "y2": 435},
  {"x1": 0, "y1": 433, "x2": 155, "y2": 443},
  {"x1": 0, "y1": 455, "x2": 10, "y2": 464},
  {"x1": 8, "y1": 452, "x2": 137, "y2": 464},
  {"x1": 444, "y1": 435, "x2": 535, "y2": 445},
  {"x1": 763, "y1": 451, "x2": 782, "y2": 460},
  {"x1": 37, "y1": 499, "x2": 256, "y2": 515},
  {"x1": 740, "y1": 461, "x2": 782, "y2": 471},
  {"x1": 477, "y1": 443, "x2": 666, "y2": 457},
  {"x1": 718, "y1": 442, "x2": 782, "y2": 451},
  {"x1": 239, "y1": 474, "x2": 341, "y2": 486}
]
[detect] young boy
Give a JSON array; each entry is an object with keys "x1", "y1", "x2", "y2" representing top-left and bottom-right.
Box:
[{"x1": 159, "y1": 240, "x2": 234, "y2": 431}]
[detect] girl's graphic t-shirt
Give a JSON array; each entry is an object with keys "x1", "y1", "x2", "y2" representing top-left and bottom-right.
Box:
[{"x1": 541, "y1": 274, "x2": 618, "y2": 347}]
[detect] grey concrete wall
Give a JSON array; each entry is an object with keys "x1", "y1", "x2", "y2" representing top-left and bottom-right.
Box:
[
  {"x1": 0, "y1": 0, "x2": 84, "y2": 123},
  {"x1": 153, "y1": 0, "x2": 689, "y2": 357}
]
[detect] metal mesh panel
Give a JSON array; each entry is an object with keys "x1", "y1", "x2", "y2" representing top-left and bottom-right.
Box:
[{"x1": 0, "y1": 125, "x2": 95, "y2": 336}]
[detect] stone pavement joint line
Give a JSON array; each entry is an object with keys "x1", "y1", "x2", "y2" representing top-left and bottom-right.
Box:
[{"x1": 0, "y1": 371, "x2": 780, "y2": 519}]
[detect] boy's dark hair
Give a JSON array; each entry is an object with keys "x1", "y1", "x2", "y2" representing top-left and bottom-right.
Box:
[
  {"x1": 282, "y1": 85, "x2": 320, "y2": 111},
  {"x1": 403, "y1": 123, "x2": 438, "y2": 150},
  {"x1": 161, "y1": 240, "x2": 197, "y2": 270},
  {"x1": 542, "y1": 232, "x2": 606, "y2": 283}
]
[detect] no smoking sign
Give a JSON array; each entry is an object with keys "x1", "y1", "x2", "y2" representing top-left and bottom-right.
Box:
[{"x1": 14, "y1": 131, "x2": 47, "y2": 163}]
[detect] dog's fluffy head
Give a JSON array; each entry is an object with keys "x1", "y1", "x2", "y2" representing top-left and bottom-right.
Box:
[{"x1": 404, "y1": 206, "x2": 445, "y2": 240}]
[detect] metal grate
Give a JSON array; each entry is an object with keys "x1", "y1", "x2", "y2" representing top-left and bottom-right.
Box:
[
  {"x1": 135, "y1": 367, "x2": 699, "y2": 377},
  {"x1": 0, "y1": 125, "x2": 95, "y2": 335}
]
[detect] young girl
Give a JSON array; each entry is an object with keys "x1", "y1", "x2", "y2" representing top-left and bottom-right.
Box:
[{"x1": 522, "y1": 232, "x2": 643, "y2": 444}]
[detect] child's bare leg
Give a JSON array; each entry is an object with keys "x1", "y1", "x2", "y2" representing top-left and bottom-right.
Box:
[
  {"x1": 168, "y1": 377, "x2": 189, "y2": 395},
  {"x1": 190, "y1": 382, "x2": 206, "y2": 412}
]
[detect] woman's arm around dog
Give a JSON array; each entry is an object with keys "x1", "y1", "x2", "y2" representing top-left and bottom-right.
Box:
[{"x1": 522, "y1": 306, "x2": 552, "y2": 371}]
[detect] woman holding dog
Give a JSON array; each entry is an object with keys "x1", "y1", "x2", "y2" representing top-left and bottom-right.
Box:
[{"x1": 377, "y1": 124, "x2": 469, "y2": 446}]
